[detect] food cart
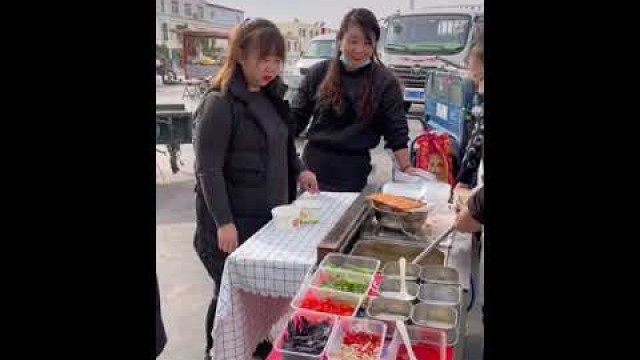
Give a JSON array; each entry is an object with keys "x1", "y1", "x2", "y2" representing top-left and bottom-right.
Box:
[
  {"x1": 176, "y1": 28, "x2": 230, "y2": 100},
  {"x1": 286, "y1": 185, "x2": 472, "y2": 360},
  {"x1": 208, "y1": 182, "x2": 478, "y2": 360},
  {"x1": 155, "y1": 103, "x2": 192, "y2": 174}
]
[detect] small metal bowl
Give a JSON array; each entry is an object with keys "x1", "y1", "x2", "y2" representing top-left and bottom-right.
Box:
[
  {"x1": 411, "y1": 303, "x2": 458, "y2": 331},
  {"x1": 400, "y1": 210, "x2": 430, "y2": 234},
  {"x1": 379, "y1": 278, "x2": 419, "y2": 301},
  {"x1": 366, "y1": 296, "x2": 412, "y2": 323},
  {"x1": 366, "y1": 296, "x2": 412, "y2": 337},
  {"x1": 382, "y1": 261, "x2": 421, "y2": 281},
  {"x1": 420, "y1": 266, "x2": 460, "y2": 285},
  {"x1": 400, "y1": 221, "x2": 433, "y2": 241},
  {"x1": 417, "y1": 283, "x2": 462, "y2": 306},
  {"x1": 370, "y1": 200, "x2": 428, "y2": 231}
]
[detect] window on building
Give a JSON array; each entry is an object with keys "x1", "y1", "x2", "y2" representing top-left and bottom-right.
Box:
[
  {"x1": 287, "y1": 41, "x2": 291, "y2": 52},
  {"x1": 302, "y1": 28, "x2": 306, "y2": 38},
  {"x1": 160, "y1": 0, "x2": 165, "y2": 13},
  {"x1": 184, "y1": 3, "x2": 192, "y2": 17},
  {"x1": 162, "y1": 23, "x2": 169, "y2": 41},
  {"x1": 171, "y1": 1, "x2": 179, "y2": 15},
  {"x1": 210, "y1": 9, "x2": 216, "y2": 19},
  {"x1": 197, "y1": 6, "x2": 204, "y2": 19}
]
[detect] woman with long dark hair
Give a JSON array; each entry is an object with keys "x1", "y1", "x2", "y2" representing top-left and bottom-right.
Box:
[
  {"x1": 192, "y1": 18, "x2": 318, "y2": 359},
  {"x1": 291, "y1": 8, "x2": 418, "y2": 192}
]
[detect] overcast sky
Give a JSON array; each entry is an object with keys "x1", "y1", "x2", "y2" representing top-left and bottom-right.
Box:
[{"x1": 212, "y1": 0, "x2": 482, "y2": 28}]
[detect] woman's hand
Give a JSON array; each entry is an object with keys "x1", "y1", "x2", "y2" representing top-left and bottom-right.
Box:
[
  {"x1": 453, "y1": 183, "x2": 471, "y2": 212},
  {"x1": 402, "y1": 166, "x2": 420, "y2": 175},
  {"x1": 217, "y1": 223, "x2": 239, "y2": 253},
  {"x1": 454, "y1": 206, "x2": 483, "y2": 233},
  {"x1": 299, "y1": 170, "x2": 319, "y2": 194}
]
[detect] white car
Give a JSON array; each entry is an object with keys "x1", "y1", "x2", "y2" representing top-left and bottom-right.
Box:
[{"x1": 295, "y1": 33, "x2": 337, "y2": 76}]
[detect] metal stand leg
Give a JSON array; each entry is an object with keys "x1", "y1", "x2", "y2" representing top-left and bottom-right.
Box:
[{"x1": 453, "y1": 291, "x2": 469, "y2": 360}]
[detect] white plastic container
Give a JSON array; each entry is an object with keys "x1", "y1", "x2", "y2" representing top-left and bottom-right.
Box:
[
  {"x1": 295, "y1": 198, "x2": 322, "y2": 224},
  {"x1": 318, "y1": 253, "x2": 381, "y2": 276},
  {"x1": 310, "y1": 267, "x2": 375, "y2": 296},
  {"x1": 272, "y1": 205, "x2": 301, "y2": 231},
  {"x1": 273, "y1": 308, "x2": 337, "y2": 359},
  {"x1": 386, "y1": 325, "x2": 447, "y2": 360},
  {"x1": 422, "y1": 181, "x2": 452, "y2": 206},
  {"x1": 325, "y1": 317, "x2": 387, "y2": 360},
  {"x1": 291, "y1": 285, "x2": 364, "y2": 317}
]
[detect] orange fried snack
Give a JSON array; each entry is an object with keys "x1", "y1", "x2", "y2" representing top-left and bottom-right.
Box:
[{"x1": 367, "y1": 193, "x2": 426, "y2": 212}]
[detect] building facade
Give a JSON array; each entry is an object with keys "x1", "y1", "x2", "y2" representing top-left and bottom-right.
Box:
[
  {"x1": 156, "y1": 0, "x2": 244, "y2": 58},
  {"x1": 276, "y1": 19, "x2": 337, "y2": 57}
]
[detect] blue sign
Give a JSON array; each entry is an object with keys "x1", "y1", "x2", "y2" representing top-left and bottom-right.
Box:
[
  {"x1": 423, "y1": 70, "x2": 475, "y2": 156},
  {"x1": 404, "y1": 89, "x2": 425, "y2": 102}
]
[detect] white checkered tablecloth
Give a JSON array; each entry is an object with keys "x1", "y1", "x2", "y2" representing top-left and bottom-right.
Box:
[{"x1": 211, "y1": 192, "x2": 359, "y2": 360}]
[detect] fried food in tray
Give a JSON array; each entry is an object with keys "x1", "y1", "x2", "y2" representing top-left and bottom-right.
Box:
[{"x1": 366, "y1": 193, "x2": 426, "y2": 213}]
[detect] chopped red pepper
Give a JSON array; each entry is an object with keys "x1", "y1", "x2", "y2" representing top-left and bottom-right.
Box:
[
  {"x1": 340, "y1": 331, "x2": 382, "y2": 359},
  {"x1": 397, "y1": 343, "x2": 443, "y2": 360},
  {"x1": 299, "y1": 293, "x2": 356, "y2": 316}
]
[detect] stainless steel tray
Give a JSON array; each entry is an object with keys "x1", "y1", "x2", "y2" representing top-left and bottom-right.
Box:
[{"x1": 350, "y1": 239, "x2": 445, "y2": 266}]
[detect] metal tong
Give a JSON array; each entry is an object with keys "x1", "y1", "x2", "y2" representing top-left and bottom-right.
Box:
[{"x1": 411, "y1": 225, "x2": 456, "y2": 265}]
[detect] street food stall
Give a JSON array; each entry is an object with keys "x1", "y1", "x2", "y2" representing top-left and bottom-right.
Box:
[
  {"x1": 176, "y1": 27, "x2": 230, "y2": 100},
  {"x1": 178, "y1": 27, "x2": 229, "y2": 79},
  {"x1": 209, "y1": 181, "x2": 478, "y2": 360}
]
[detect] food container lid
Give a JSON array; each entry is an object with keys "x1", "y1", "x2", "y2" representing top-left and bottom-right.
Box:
[
  {"x1": 296, "y1": 198, "x2": 322, "y2": 208},
  {"x1": 272, "y1": 204, "x2": 300, "y2": 217}
]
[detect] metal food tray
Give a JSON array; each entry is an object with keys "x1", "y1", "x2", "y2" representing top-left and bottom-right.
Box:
[
  {"x1": 417, "y1": 283, "x2": 462, "y2": 306},
  {"x1": 420, "y1": 266, "x2": 460, "y2": 285},
  {"x1": 350, "y1": 239, "x2": 445, "y2": 266}
]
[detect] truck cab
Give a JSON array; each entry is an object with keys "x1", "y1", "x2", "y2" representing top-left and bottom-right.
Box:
[
  {"x1": 294, "y1": 33, "x2": 338, "y2": 76},
  {"x1": 380, "y1": 6, "x2": 484, "y2": 112}
]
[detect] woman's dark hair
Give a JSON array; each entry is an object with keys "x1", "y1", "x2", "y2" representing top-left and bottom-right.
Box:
[
  {"x1": 318, "y1": 8, "x2": 383, "y2": 122},
  {"x1": 212, "y1": 18, "x2": 285, "y2": 92}
]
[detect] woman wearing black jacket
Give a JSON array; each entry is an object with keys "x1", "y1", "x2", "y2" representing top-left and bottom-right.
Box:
[
  {"x1": 193, "y1": 19, "x2": 318, "y2": 359},
  {"x1": 291, "y1": 8, "x2": 418, "y2": 192}
]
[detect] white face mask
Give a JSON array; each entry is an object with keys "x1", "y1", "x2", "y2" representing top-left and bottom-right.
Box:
[{"x1": 340, "y1": 53, "x2": 371, "y2": 70}]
